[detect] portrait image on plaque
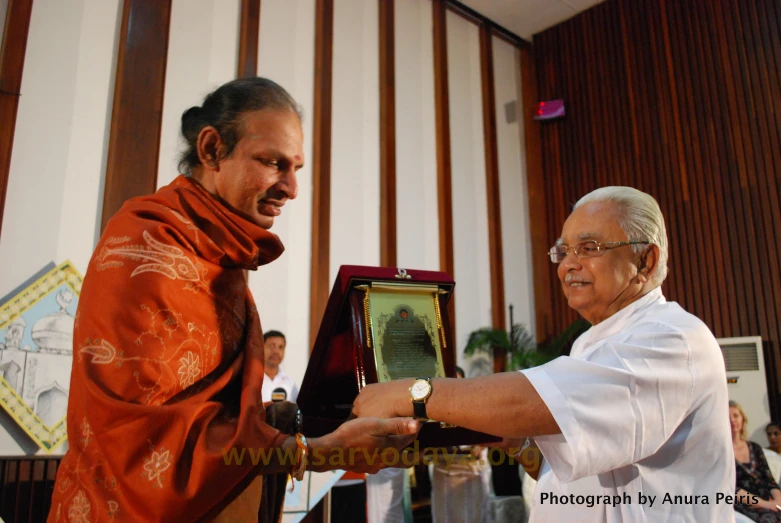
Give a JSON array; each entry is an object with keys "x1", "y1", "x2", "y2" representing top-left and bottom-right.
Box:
[{"x1": 367, "y1": 284, "x2": 446, "y2": 382}]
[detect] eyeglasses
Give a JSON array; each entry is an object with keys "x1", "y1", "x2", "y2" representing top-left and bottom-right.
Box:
[{"x1": 548, "y1": 240, "x2": 650, "y2": 263}]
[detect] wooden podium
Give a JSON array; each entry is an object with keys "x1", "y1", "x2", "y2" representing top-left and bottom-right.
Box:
[{"x1": 297, "y1": 265, "x2": 500, "y2": 448}]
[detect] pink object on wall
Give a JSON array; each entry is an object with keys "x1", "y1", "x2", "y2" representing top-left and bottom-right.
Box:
[{"x1": 533, "y1": 99, "x2": 566, "y2": 121}]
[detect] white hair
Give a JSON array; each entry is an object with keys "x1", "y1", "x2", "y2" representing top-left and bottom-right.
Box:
[{"x1": 574, "y1": 186, "x2": 669, "y2": 284}]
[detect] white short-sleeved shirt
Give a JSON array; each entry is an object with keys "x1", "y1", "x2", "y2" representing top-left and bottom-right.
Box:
[
  {"x1": 522, "y1": 287, "x2": 735, "y2": 523},
  {"x1": 261, "y1": 368, "x2": 299, "y2": 404}
]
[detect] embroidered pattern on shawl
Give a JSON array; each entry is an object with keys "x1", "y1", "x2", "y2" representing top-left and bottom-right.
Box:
[{"x1": 49, "y1": 176, "x2": 288, "y2": 522}]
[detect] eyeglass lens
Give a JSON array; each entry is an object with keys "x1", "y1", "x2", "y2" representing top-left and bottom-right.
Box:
[{"x1": 549, "y1": 241, "x2": 601, "y2": 263}]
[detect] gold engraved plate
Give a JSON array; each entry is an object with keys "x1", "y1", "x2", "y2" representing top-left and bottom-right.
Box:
[{"x1": 367, "y1": 283, "x2": 446, "y2": 382}]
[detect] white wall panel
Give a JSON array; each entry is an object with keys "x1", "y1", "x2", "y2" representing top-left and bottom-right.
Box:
[
  {"x1": 494, "y1": 38, "x2": 535, "y2": 336},
  {"x1": 0, "y1": 0, "x2": 119, "y2": 294},
  {"x1": 446, "y1": 12, "x2": 491, "y2": 367},
  {"x1": 0, "y1": 0, "x2": 121, "y2": 454},
  {"x1": 55, "y1": 0, "x2": 122, "y2": 274},
  {"x1": 252, "y1": 0, "x2": 316, "y2": 387},
  {"x1": 156, "y1": 0, "x2": 240, "y2": 189},
  {"x1": 329, "y1": 0, "x2": 381, "y2": 285},
  {"x1": 395, "y1": 0, "x2": 439, "y2": 272}
]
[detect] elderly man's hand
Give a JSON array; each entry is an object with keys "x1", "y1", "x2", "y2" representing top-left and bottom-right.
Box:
[
  {"x1": 310, "y1": 417, "x2": 420, "y2": 474},
  {"x1": 351, "y1": 379, "x2": 416, "y2": 420}
]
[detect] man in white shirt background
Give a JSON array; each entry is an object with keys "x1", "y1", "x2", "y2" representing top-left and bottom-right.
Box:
[
  {"x1": 261, "y1": 330, "x2": 299, "y2": 404},
  {"x1": 354, "y1": 186, "x2": 735, "y2": 522}
]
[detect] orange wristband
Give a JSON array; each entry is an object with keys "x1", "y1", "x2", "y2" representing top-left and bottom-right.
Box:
[{"x1": 292, "y1": 433, "x2": 308, "y2": 482}]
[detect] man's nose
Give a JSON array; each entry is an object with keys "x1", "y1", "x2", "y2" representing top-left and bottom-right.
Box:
[
  {"x1": 279, "y1": 167, "x2": 298, "y2": 200},
  {"x1": 560, "y1": 249, "x2": 582, "y2": 269},
  {"x1": 557, "y1": 253, "x2": 582, "y2": 281}
]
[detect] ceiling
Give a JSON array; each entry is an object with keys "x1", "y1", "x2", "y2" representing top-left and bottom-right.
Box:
[{"x1": 458, "y1": 0, "x2": 607, "y2": 41}]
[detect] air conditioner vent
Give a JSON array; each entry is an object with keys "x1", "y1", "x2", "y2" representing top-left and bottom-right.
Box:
[{"x1": 721, "y1": 343, "x2": 760, "y2": 372}]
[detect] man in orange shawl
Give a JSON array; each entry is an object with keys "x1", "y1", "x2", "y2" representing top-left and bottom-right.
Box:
[{"x1": 49, "y1": 78, "x2": 419, "y2": 522}]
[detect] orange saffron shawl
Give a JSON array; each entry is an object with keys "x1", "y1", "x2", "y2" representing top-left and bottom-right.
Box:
[{"x1": 49, "y1": 175, "x2": 288, "y2": 522}]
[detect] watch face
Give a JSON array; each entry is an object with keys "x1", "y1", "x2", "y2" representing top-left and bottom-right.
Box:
[{"x1": 411, "y1": 380, "x2": 430, "y2": 400}]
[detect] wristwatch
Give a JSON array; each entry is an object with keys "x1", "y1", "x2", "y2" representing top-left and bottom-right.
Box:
[{"x1": 410, "y1": 377, "x2": 433, "y2": 420}]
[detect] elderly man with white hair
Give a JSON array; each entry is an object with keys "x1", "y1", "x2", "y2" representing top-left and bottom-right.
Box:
[{"x1": 354, "y1": 186, "x2": 735, "y2": 522}]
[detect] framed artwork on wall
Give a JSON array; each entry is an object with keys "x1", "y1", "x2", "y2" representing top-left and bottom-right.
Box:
[{"x1": 0, "y1": 261, "x2": 83, "y2": 453}]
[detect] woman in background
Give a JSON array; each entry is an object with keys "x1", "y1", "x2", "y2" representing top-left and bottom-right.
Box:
[{"x1": 731, "y1": 401, "x2": 781, "y2": 522}]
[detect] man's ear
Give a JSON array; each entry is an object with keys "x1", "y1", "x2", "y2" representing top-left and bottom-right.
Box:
[
  {"x1": 196, "y1": 126, "x2": 224, "y2": 169},
  {"x1": 637, "y1": 244, "x2": 660, "y2": 283}
]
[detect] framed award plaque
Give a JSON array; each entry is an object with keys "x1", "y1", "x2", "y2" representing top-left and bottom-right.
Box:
[{"x1": 297, "y1": 265, "x2": 500, "y2": 448}]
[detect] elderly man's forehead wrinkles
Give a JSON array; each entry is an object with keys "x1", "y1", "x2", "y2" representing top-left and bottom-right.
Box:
[
  {"x1": 558, "y1": 232, "x2": 601, "y2": 244},
  {"x1": 576, "y1": 232, "x2": 602, "y2": 241}
]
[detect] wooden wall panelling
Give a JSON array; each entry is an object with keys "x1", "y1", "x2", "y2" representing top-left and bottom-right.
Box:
[
  {"x1": 432, "y1": 0, "x2": 456, "y2": 342},
  {"x1": 100, "y1": 0, "x2": 172, "y2": 231},
  {"x1": 533, "y1": 0, "x2": 781, "y2": 414},
  {"x1": 680, "y1": 1, "x2": 726, "y2": 337},
  {"x1": 520, "y1": 46, "x2": 553, "y2": 342},
  {"x1": 237, "y1": 0, "x2": 261, "y2": 78},
  {"x1": 432, "y1": 0, "x2": 454, "y2": 280},
  {"x1": 665, "y1": 0, "x2": 709, "y2": 326},
  {"x1": 479, "y1": 26, "x2": 505, "y2": 332},
  {"x1": 650, "y1": 0, "x2": 695, "y2": 325},
  {"x1": 478, "y1": 25, "x2": 505, "y2": 373},
  {"x1": 701, "y1": 0, "x2": 740, "y2": 337},
  {"x1": 308, "y1": 0, "x2": 334, "y2": 351},
  {"x1": 378, "y1": 0, "x2": 396, "y2": 268},
  {"x1": 731, "y1": 0, "x2": 781, "y2": 410},
  {"x1": 0, "y1": 457, "x2": 60, "y2": 523},
  {"x1": 710, "y1": 2, "x2": 747, "y2": 332}
]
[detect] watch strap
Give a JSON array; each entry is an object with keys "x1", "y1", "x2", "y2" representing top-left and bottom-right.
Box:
[{"x1": 413, "y1": 401, "x2": 428, "y2": 420}]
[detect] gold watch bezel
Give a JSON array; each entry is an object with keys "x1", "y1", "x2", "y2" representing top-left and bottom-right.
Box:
[{"x1": 410, "y1": 377, "x2": 433, "y2": 403}]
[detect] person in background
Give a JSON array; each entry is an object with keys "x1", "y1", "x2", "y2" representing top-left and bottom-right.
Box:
[
  {"x1": 764, "y1": 421, "x2": 781, "y2": 483},
  {"x1": 366, "y1": 468, "x2": 407, "y2": 523},
  {"x1": 767, "y1": 422, "x2": 781, "y2": 455},
  {"x1": 261, "y1": 330, "x2": 299, "y2": 404},
  {"x1": 731, "y1": 401, "x2": 781, "y2": 522}
]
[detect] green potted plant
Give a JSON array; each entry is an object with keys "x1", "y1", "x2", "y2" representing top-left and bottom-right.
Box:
[{"x1": 464, "y1": 323, "x2": 548, "y2": 372}]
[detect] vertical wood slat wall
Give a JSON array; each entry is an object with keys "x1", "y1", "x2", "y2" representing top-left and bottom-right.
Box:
[
  {"x1": 378, "y1": 0, "x2": 397, "y2": 269},
  {"x1": 0, "y1": 458, "x2": 60, "y2": 523},
  {"x1": 479, "y1": 25, "x2": 506, "y2": 372},
  {"x1": 308, "y1": 0, "x2": 334, "y2": 350},
  {"x1": 432, "y1": 0, "x2": 457, "y2": 344},
  {"x1": 433, "y1": 0, "x2": 455, "y2": 282},
  {"x1": 532, "y1": 0, "x2": 781, "y2": 413},
  {"x1": 520, "y1": 46, "x2": 553, "y2": 343},
  {"x1": 100, "y1": 0, "x2": 172, "y2": 232},
  {"x1": 237, "y1": 0, "x2": 261, "y2": 78}
]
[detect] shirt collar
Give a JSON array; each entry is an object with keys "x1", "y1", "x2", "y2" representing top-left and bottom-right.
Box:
[{"x1": 577, "y1": 286, "x2": 665, "y2": 347}]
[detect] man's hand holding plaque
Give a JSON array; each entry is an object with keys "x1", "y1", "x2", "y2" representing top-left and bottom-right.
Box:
[{"x1": 352, "y1": 378, "x2": 419, "y2": 420}]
